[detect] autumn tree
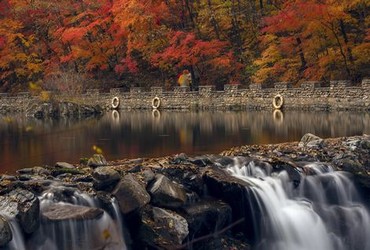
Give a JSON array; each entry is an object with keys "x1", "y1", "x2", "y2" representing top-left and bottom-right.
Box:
[{"x1": 253, "y1": 0, "x2": 369, "y2": 84}]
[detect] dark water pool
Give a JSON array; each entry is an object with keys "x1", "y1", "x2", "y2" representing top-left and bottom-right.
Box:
[{"x1": 1, "y1": 110, "x2": 369, "y2": 173}]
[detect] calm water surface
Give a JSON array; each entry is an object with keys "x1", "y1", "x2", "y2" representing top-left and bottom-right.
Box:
[{"x1": 1, "y1": 110, "x2": 369, "y2": 173}]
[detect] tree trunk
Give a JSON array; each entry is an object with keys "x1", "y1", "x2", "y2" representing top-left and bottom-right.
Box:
[{"x1": 296, "y1": 37, "x2": 307, "y2": 71}]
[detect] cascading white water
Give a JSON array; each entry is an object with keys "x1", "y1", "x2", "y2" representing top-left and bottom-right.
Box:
[
  {"x1": 0, "y1": 217, "x2": 26, "y2": 250},
  {"x1": 227, "y1": 159, "x2": 370, "y2": 250},
  {"x1": 26, "y1": 185, "x2": 128, "y2": 250}
]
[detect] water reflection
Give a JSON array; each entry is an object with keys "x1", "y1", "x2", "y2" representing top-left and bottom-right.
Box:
[{"x1": 0, "y1": 111, "x2": 369, "y2": 173}]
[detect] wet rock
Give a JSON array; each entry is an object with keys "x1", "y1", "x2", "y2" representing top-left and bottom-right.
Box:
[
  {"x1": 159, "y1": 166, "x2": 204, "y2": 197},
  {"x1": 18, "y1": 175, "x2": 32, "y2": 181},
  {"x1": 170, "y1": 153, "x2": 189, "y2": 164},
  {"x1": 71, "y1": 175, "x2": 94, "y2": 183},
  {"x1": 148, "y1": 174, "x2": 187, "y2": 208},
  {"x1": 55, "y1": 162, "x2": 75, "y2": 169},
  {"x1": 0, "y1": 175, "x2": 17, "y2": 181},
  {"x1": 127, "y1": 165, "x2": 141, "y2": 173},
  {"x1": 188, "y1": 156, "x2": 213, "y2": 167},
  {"x1": 51, "y1": 168, "x2": 83, "y2": 177},
  {"x1": 16, "y1": 168, "x2": 35, "y2": 175},
  {"x1": 92, "y1": 167, "x2": 120, "y2": 190},
  {"x1": 202, "y1": 166, "x2": 255, "y2": 241},
  {"x1": 17, "y1": 167, "x2": 49, "y2": 176},
  {"x1": 0, "y1": 215, "x2": 12, "y2": 246},
  {"x1": 213, "y1": 156, "x2": 235, "y2": 168},
  {"x1": 42, "y1": 203, "x2": 103, "y2": 221},
  {"x1": 138, "y1": 206, "x2": 189, "y2": 248},
  {"x1": 298, "y1": 133, "x2": 324, "y2": 148},
  {"x1": 87, "y1": 154, "x2": 108, "y2": 168},
  {"x1": 142, "y1": 169, "x2": 155, "y2": 183},
  {"x1": 152, "y1": 207, "x2": 188, "y2": 243},
  {"x1": 360, "y1": 139, "x2": 370, "y2": 150},
  {"x1": 113, "y1": 174, "x2": 150, "y2": 214},
  {"x1": 0, "y1": 188, "x2": 40, "y2": 234},
  {"x1": 181, "y1": 199, "x2": 232, "y2": 239}
]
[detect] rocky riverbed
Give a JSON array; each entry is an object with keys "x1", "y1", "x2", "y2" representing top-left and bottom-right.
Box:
[{"x1": 0, "y1": 133, "x2": 369, "y2": 249}]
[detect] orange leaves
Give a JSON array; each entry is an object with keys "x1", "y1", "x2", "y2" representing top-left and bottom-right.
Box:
[
  {"x1": 151, "y1": 31, "x2": 232, "y2": 69},
  {"x1": 254, "y1": 0, "x2": 368, "y2": 83},
  {"x1": 60, "y1": 27, "x2": 88, "y2": 43}
]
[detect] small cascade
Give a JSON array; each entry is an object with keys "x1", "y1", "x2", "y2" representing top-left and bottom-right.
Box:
[
  {"x1": 27, "y1": 185, "x2": 128, "y2": 250},
  {"x1": 0, "y1": 217, "x2": 26, "y2": 250},
  {"x1": 227, "y1": 160, "x2": 370, "y2": 250}
]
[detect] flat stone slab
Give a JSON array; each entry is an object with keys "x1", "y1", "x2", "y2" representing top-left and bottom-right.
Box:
[{"x1": 42, "y1": 203, "x2": 104, "y2": 221}]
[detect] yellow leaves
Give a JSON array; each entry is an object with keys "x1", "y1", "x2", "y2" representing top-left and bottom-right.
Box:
[
  {"x1": 39, "y1": 91, "x2": 51, "y2": 101},
  {"x1": 92, "y1": 145, "x2": 103, "y2": 154},
  {"x1": 25, "y1": 126, "x2": 33, "y2": 132},
  {"x1": 3, "y1": 117, "x2": 13, "y2": 123},
  {"x1": 352, "y1": 42, "x2": 370, "y2": 65},
  {"x1": 102, "y1": 228, "x2": 111, "y2": 240}
]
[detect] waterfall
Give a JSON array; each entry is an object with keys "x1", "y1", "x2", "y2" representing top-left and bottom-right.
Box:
[
  {"x1": 26, "y1": 185, "x2": 128, "y2": 250},
  {"x1": 227, "y1": 160, "x2": 370, "y2": 250},
  {"x1": 0, "y1": 217, "x2": 26, "y2": 250}
]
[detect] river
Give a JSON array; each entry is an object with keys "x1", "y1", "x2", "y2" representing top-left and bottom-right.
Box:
[{"x1": 0, "y1": 110, "x2": 369, "y2": 173}]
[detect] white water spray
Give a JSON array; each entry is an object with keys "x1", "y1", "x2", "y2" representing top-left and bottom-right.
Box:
[
  {"x1": 227, "y1": 160, "x2": 370, "y2": 250},
  {"x1": 27, "y1": 185, "x2": 128, "y2": 250}
]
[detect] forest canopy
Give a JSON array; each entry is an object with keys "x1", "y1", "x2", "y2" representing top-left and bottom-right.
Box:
[{"x1": 0, "y1": 0, "x2": 369, "y2": 92}]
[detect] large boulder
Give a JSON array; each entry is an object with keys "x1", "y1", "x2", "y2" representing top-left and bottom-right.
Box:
[
  {"x1": 0, "y1": 215, "x2": 12, "y2": 247},
  {"x1": 138, "y1": 206, "x2": 189, "y2": 248},
  {"x1": 180, "y1": 199, "x2": 232, "y2": 239},
  {"x1": 152, "y1": 207, "x2": 189, "y2": 244},
  {"x1": 112, "y1": 174, "x2": 150, "y2": 214},
  {"x1": 202, "y1": 166, "x2": 256, "y2": 241},
  {"x1": 42, "y1": 203, "x2": 104, "y2": 221},
  {"x1": 148, "y1": 174, "x2": 187, "y2": 208},
  {"x1": 0, "y1": 188, "x2": 40, "y2": 234}
]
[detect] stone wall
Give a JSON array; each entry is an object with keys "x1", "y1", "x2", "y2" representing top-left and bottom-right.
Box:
[{"x1": 1, "y1": 79, "x2": 369, "y2": 112}]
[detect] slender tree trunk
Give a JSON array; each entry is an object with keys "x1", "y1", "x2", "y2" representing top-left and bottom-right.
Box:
[
  {"x1": 206, "y1": 0, "x2": 221, "y2": 39},
  {"x1": 184, "y1": 0, "x2": 201, "y2": 36},
  {"x1": 296, "y1": 37, "x2": 307, "y2": 71},
  {"x1": 339, "y1": 19, "x2": 354, "y2": 63},
  {"x1": 330, "y1": 23, "x2": 351, "y2": 78}
]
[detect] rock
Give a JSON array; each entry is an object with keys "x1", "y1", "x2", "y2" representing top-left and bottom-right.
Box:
[
  {"x1": 213, "y1": 156, "x2": 235, "y2": 168},
  {"x1": 188, "y1": 156, "x2": 213, "y2": 167},
  {"x1": 92, "y1": 167, "x2": 121, "y2": 190},
  {"x1": 42, "y1": 203, "x2": 104, "y2": 221},
  {"x1": 51, "y1": 168, "x2": 83, "y2": 177},
  {"x1": 202, "y1": 166, "x2": 256, "y2": 240},
  {"x1": 152, "y1": 207, "x2": 189, "y2": 244},
  {"x1": 0, "y1": 175, "x2": 17, "y2": 181},
  {"x1": 298, "y1": 133, "x2": 324, "y2": 148},
  {"x1": 360, "y1": 139, "x2": 370, "y2": 150},
  {"x1": 55, "y1": 162, "x2": 75, "y2": 169},
  {"x1": 127, "y1": 165, "x2": 141, "y2": 173},
  {"x1": 0, "y1": 215, "x2": 12, "y2": 246},
  {"x1": 142, "y1": 169, "x2": 155, "y2": 183},
  {"x1": 113, "y1": 174, "x2": 150, "y2": 214},
  {"x1": 138, "y1": 206, "x2": 189, "y2": 248},
  {"x1": 170, "y1": 153, "x2": 189, "y2": 164},
  {"x1": 181, "y1": 199, "x2": 232, "y2": 239},
  {"x1": 0, "y1": 188, "x2": 40, "y2": 234},
  {"x1": 87, "y1": 154, "x2": 108, "y2": 168},
  {"x1": 148, "y1": 174, "x2": 187, "y2": 208},
  {"x1": 15, "y1": 166, "x2": 51, "y2": 176}
]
